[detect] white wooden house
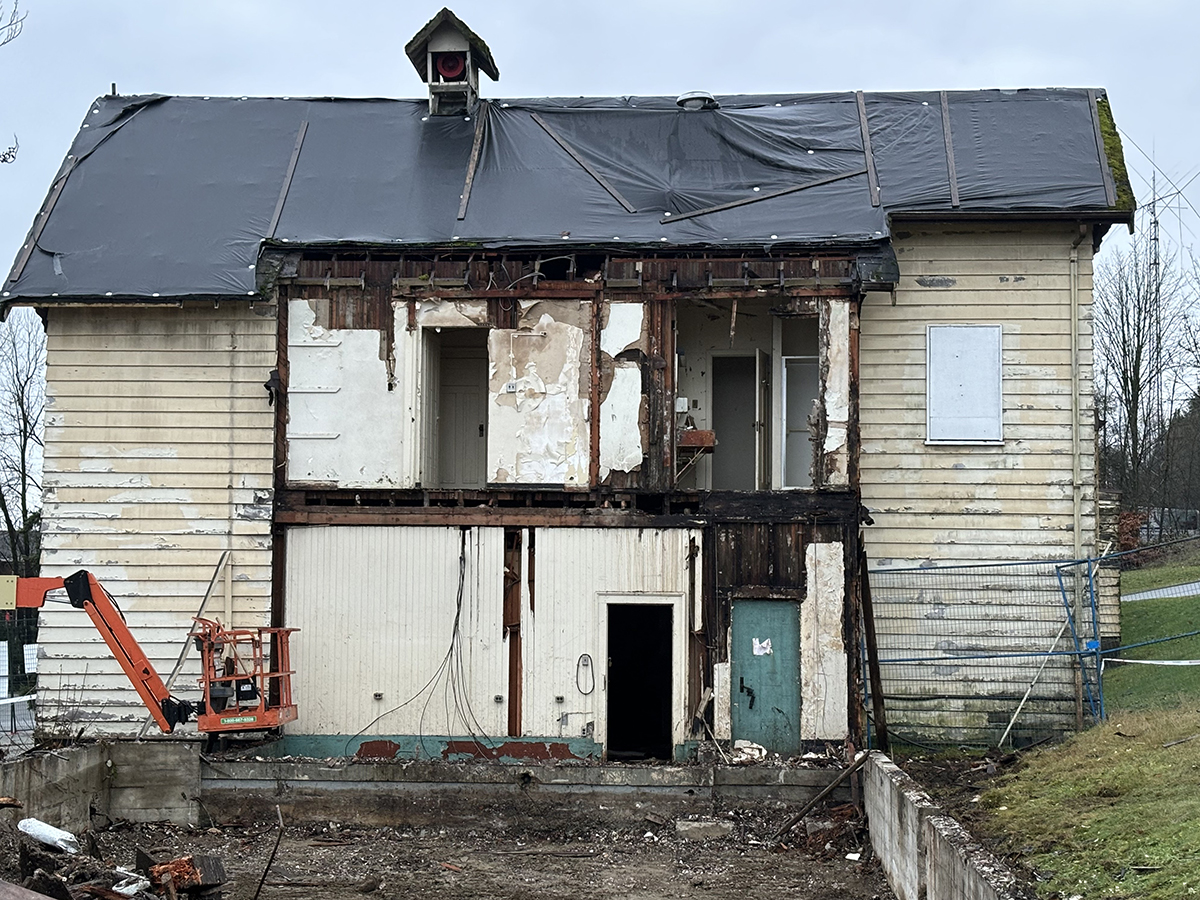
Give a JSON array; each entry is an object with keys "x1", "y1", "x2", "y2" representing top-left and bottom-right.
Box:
[{"x1": 3, "y1": 10, "x2": 1132, "y2": 754}]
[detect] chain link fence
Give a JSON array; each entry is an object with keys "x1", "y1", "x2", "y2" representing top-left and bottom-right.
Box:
[
  {"x1": 866, "y1": 536, "x2": 1200, "y2": 749},
  {"x1": 0, "y1": 606, "x2": 39, "y2": 753}
]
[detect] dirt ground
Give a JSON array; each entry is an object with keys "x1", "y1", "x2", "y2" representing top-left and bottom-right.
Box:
[{"x1": 1, "y1": 801, "x2": 896, "y2": 900}]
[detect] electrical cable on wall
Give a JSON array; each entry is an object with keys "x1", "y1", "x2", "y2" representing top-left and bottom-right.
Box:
[
  {"x1": 576, "y1": 653, "x2": 595, "y2": 695},
  {"x1": 343, "y1": 527, "x2": 497, "y2": 759}
]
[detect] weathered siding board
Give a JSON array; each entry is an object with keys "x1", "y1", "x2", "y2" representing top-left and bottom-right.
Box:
[
  {"x1": 38, "y1": 303, "x2": 277, "y2": 733},
  {"x1": 285, "y1": 526, "x2": 507, "y2": 739},
  {"x1": 860, "y1": 226, "x2": 1096, "y2": 742},
  {"x1": 859, "y1": 225, "x2": 1095, "y2": 566}
]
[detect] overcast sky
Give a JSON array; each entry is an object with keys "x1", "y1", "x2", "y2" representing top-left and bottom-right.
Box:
[{"x1": 2, "y1": 0, "x2": 1197, "y2": 273}]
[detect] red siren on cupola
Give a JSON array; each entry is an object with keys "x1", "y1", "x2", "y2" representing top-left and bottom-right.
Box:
[{"x1": 405, "y1": 7, "x2": 501, "y2": 116}]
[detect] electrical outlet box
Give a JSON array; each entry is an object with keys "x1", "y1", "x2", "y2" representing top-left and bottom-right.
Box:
[
  {"x1": 504, "y1": 381, "x2": 519, "y2": 393},
  {"x1": 674, "y1": 396, "x2": 689, "y2": 413}
]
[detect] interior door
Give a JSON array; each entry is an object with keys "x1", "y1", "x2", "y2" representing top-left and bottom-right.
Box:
[
  {"x1": 711, "y1": 356, "x2": 756, "y2": 490},
  {"x1": 730, "y1": 599, "x2": 801, "y2": 755}
]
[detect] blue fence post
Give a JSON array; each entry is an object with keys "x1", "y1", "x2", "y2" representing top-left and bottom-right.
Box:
[
  {"x1": 1056, "y1": 565, "x2": 1098, "y2": 721},
  {"x1": 1087, "y1": 557, "x2": 1105, "y2": 720}
]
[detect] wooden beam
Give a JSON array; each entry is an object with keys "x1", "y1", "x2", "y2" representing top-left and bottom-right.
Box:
[
  {"x1": 661, "y1": 169, "x2": 868, "y2": 224},
  {"x1": 856, "y1": 92, "x2": 881, "y2": 207},
  {"x1": 268, "y1": 121, "x2": 309, "y2": 238},
  {"x1": 457, "y1": 102, "x2": 489, "y2": 220},
  {"x1": 939, "y1": 91, "x2": 960, "y2": 209},
  {"x1": 530, "y1": 112, "x2": 637, "y2": 214}
]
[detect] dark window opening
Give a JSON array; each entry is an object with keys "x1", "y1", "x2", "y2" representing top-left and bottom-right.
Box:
[{"x1": 607, "y1": 604, "x2": 673, "y2": 761}]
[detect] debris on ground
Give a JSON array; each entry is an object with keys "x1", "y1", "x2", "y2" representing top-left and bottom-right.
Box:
[
  {"x1": 0, "y1": 800, "x2": 894, "y2": 900},
  {"x1": 3, "y1": 828, "x2": 229, "y2": 900}
]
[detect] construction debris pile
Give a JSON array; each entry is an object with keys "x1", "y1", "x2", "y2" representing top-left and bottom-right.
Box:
[{"x1": 12, "y1": 818, "x2": 227, "y2": 899}]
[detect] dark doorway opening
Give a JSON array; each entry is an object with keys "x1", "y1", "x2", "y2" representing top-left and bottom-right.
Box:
[{"x1": 607, "y1": 604, "x2": 673, "y2": 760}]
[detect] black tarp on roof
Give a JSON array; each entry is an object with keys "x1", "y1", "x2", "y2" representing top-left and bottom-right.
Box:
[{"x1": 4, "y1": 88, "x2": 1127, "y2": 301}]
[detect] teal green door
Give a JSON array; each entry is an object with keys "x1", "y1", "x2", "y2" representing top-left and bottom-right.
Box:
[{"x1": 730, "y1": 600, "x2": 801, "y2": 755}]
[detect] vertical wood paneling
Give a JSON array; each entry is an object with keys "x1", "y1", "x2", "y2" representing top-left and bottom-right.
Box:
[
  {"x1": 38, "y1": 302, "x2": 276, "y2": 732},
  {"x1": 524, "y1": 528, "x2": 701, "y2": 748},
  {"x1": 285, "y1": 526, "x2": 506, "y2": 739}
]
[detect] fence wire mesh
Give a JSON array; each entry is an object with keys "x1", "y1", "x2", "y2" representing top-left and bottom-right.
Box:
[
  {"x1": 869, "y1": 560, "x2": 1097, "y2": 749},
  {"x1": 866, "y1": 535, "x2": 1200, "y2": 749},
  {"x1": 0, "y1": 607, "x2": 39, "y2": 752}
]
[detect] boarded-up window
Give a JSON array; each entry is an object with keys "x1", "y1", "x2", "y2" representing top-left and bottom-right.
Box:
[{"x1": 926, "y1": 325, "x2": 1003, "y2": 444}]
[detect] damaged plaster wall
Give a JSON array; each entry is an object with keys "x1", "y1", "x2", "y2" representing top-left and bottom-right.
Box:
[
  {"x1": 599, "y1": 302, "x2": 647, "y2": 480},
  {"x1": 38, "y1": 302, "x2": 276, "y2": 733},
  {"x1": 487, "y1": 306, "x2": 590, "y2": 486},
  {"x1": 822, "y1": 300, "x2": 851, "y2": 487},
  {"x1": 800, "y1": 541, "x2": 848, "y2": 740},
  {"x1": 287, "y1": 299, "x2": 414, "y2": 487}
]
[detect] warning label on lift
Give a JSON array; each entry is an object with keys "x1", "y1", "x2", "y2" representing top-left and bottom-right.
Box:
[{"x1": 220, "y1": 715, "x2": 258, "y2": 725}]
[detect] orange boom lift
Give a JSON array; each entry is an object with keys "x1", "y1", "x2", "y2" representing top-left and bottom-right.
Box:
[{"x1": 7, "y1": 570, "x2": 297, "y2": 735}]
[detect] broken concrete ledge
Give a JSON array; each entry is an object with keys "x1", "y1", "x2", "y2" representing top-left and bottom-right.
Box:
[
  {"x1": 0, "y1": 742, "x2": 200, "y2": 832},
  {"x1": 200, "y1": 758, "x2": 850, "y2": 826},
  {"x1": 864, "y1": 752, "x2": 1027, "y2": 900}
]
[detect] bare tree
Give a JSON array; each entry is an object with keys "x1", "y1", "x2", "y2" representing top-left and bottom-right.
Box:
[
  {"x1": 0, "y1": 309, "x2": 45, "y2": 576},
  {"x1": 1094, "y1": 234, "x2": 1189, "y2": 509},
  {"x1": 0, "y1": 1, "x2": 25, "y2": 164}
]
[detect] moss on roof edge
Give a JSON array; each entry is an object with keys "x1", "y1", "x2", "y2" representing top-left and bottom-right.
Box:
[{"x1": 1096, "y1": 97, "x2": 1135, "y2": 215}]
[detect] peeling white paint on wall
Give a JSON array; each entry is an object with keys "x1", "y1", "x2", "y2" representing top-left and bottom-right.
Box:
[
  {"x1": 487, "y1": 314, "x2": 589, "y2": 485},
  {"x1": 823, "y1": 301, "x2": 851, "y2": 487},
  {"x1": 801, "y1": 541, "x2": 848, "y2": 740},
  {"x1": 600, "y1": 302, "x2": 644, "y2": 358},
  {"x1": 286, "y1": 300, "x2": 414, "y2": 487},
  {"x1": 416, "y1": 298, "x2": 490, "y2": 329},
  {"x1": 599, "y1": 365, "x2": 644, "y2": 478}
]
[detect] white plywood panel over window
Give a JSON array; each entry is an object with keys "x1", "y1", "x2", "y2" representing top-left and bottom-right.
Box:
[{"x1": 926, "y1": 325, "x2": 1003, "y2": 444}]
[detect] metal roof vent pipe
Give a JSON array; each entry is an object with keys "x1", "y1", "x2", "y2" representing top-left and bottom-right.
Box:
[
  {"x1": 676, "y1": 91, "x2": 720, "y2": 111},
  {"x1": 405, "y1": 8, "x2": 500, "y2": 116}
]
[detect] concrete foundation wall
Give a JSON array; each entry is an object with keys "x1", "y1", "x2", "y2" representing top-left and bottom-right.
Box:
[
  {"x1": 863, "y1": 753, "x2": 941, "y2": 900},
  {"x1": 200, "y1": 759, "x2": 849, "y2": 827},
  {"x1": 107, "y1": 741, "x2": 200, "y2": 826},
  {"x1": 0, "y1": 741, "x2": 198, "y2": 835},
  {"x1": 864, "y1": 753, "x2": 1027, "y2": 900},
  {"x1": 0, "y1": 745, "x2": 107, "y2": 834},
  {"x1": 924, "y1": 814, "x2": 1026, "y2": 900}
]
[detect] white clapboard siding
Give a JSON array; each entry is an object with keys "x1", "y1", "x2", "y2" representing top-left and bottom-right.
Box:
[
  {"x1": 860, "y1": 225, "x2": 1095, "y2": 566},
  {"x1": 38, "y1": 302, "x2": 276, "y2": 735},
  {"x1": 860, "y1": 225, "x2": 1098, "y2": 743}
]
